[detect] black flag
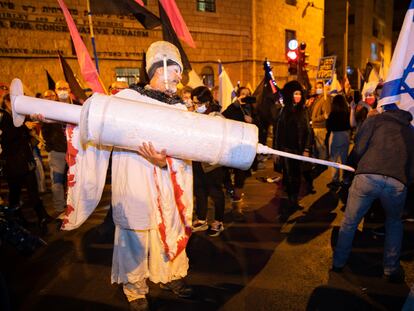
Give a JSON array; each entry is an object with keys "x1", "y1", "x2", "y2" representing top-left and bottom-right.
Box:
[
  {"x1": 89, "y1": 0, "x2": 161, "y2": 30},
  {"x1": 58, "y1": 53, "x2": 88, "y2": 102},
  {"x1": 45, "y1": 69, "x2": 56, "y2": 91},
  {"x1": 158, "y1": 1, "x2": 192, "y2": 71},
  {"x1": 139, "y1": 51, "x2": 150, "y2": 85}
]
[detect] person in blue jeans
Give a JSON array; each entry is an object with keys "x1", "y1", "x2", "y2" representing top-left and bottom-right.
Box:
[{"x1": 332, "y1": 103, "x2": 414, "y2": 282}]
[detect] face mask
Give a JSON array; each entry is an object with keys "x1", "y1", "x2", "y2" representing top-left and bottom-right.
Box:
[
  {"x1": 195, "y1": 104, "x2": 207, "y2": 114},
  {"x1": 366, "y1": 97, "x2": 376, "y2": 106},
  {"x1": 293, "y1": 94, "x2": 302, "y2": 104},
  {"x1": 57, "y1": 90, "x2": 69, "y2": 100},
  {"x1": 315, "y1": 88, "x2": 323, "y2": 95}
]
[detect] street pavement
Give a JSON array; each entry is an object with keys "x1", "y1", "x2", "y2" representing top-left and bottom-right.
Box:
[{"x1": 1, "y1": 159, "x2": 413, "y2": 311}]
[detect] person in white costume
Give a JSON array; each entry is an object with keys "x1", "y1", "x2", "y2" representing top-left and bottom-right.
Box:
[
  {"x1": 110, "y1": 41, "x2": 194, "y2": 310},
  {"x1": 57, "y1": 41, "x2": 193, "y2": 311}
]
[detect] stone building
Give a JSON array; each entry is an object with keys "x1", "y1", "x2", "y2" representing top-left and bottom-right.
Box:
[
  {"x1": 0, "y1": 0, "x2": 324, "y2": 93},
  {"x1": 324, "y1": 0, "x2": 393, "y2": 87}
]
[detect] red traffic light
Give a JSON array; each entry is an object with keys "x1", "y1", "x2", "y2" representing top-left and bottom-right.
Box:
[{"x1": 287, "y1": 50, "x2": 298, "y2": 61}]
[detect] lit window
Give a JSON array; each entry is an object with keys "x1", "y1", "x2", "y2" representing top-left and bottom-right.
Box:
[
  {"x1": 115, "y1": 68, "x2": 140, "y2": 86},
  {"x1": 197, "y1": 0, "x2": 216, "y2": 12}
]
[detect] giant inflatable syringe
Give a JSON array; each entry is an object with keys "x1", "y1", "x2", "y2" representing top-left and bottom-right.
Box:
[{"x1": 10, "y1": 79, "x2": 354, "y2": 172}]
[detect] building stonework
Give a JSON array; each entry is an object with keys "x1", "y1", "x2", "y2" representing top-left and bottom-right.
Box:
[
  {"x1": 325, "y1": 0, "x2": 393, "y2": 86},
  {"x1": 0, "y1": 0, "x2": 324, "y2": 93}
]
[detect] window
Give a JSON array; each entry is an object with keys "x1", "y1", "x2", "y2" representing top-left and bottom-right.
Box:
[
  {"x1": 285, "y1": 0, "x2": 297, "y2": 6},
  {"x1": 197, "y1": 0, "x2": 216, "y2": 12},
  {"x1": 285, "y1": 29, "x2": 296, "y2": 52},
  {"x1": 201, "y1": 66, "x2": 214, "y2": 88},
  {"x1": 115, "y1": 68, "x2": 140, "y2": 86}
]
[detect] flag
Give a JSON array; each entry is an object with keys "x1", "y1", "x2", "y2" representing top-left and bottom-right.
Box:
[
  {"x1": 158, "y1": 1, "x2": 192, "y2": 71},
  {"x1": 89, "y1": 0, "x2": 161, "y2": 29},
  {"x1": 218, "y1": 62, "x2": 234, "y2": 112},
  {"x1": 379, "y1": 51, "x2": 386, "y2": 82},
  {"x1": 139, "y1": 51, "x2": 150, "y2": 86},
  {"x1": 58, "y1": 0, "x2": 105, "y2": 94},
  {"x1": 361, "y1": 66, "x2": 379, "y2": 101},
  {"x1": 159, "y1": 0, "x2": 195, "y2": 48},
  {"x1": 343, "y1": 74, "x2": 351, "y2": 95},
  {"x1": 45, "y1": 69, "x2": 56, "y2": 90},
  {"x1": 253, "y1": 60, "x2": 282, "y2": 108},
  {"x1": 361, "y1": 67, "x2": 379, "y2": 99},
  {"x1": 379, "y1": 0, "x2": 414, "y2": 122},
  {"x1": 58, "y1": 53, "x2": 88, "y2": 101},
  {"x1": 329, "y1": 72, "x2": 342, "y2": 95},
  {"x1": 186, "y1": 70, "x2": 204, "y2": 88}
]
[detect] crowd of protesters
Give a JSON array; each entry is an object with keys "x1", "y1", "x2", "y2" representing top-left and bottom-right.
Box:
[{"x1": 1, "y1": 66, "x2": 413, "y2": 310}]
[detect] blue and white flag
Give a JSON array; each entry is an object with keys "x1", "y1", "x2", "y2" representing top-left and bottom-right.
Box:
[
  {"x1": 218, "y1": 61, "x2": 235, "y2": 112},
  {"x1": 379, "y1": 0, "x2": 414, "y2": 122},
  {"x1": 328, "y1": 72, "x2": 342, "y2": 95}
]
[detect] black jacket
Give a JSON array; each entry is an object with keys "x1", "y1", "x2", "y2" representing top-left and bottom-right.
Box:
[
  {"x1": 0, "y1": 109, "x2": 35, "y2": 178},
  {"x1": 275, "y1": 81, "x2": 311, "y2": 154},
  {"x1": 354, "y1": 110, "x2": 414, "y2": 186},
  {"x1": 222, "y1": 101, "x2": 252, "y2": 122},
  {"x1": 42, "y1": 123, "x2": 67, "y2": 152}
]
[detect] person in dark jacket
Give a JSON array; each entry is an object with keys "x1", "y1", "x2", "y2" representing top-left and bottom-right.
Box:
[
  {"x1": 222, "y1": 86, "x2": 253, "y2": 204},
  {"x1": 275, "y1": 80, "x2": 311, "y2": 208},
  {"x1": 190, "y1": 86, "x2": 225, "y2": 237},
  {"x1": 40, "y1": 88, "x2": 68, "y2": 214},
  {"x1": 0, "y1": 94, "x2": 51, "y2": 230},
  {"x1": 333, "y1": 103, "x2": 414, "y2": 283}
]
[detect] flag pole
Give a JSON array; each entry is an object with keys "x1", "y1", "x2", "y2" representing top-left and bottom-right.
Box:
[{"x1": 86, "y1": 0, "x2": 100, "y2": 73}]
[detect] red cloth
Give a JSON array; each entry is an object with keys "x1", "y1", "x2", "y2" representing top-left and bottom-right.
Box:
[
  {"x1": 57, "y1": 0, "x2": 105, "y2": 94},
  {"x1": 159, "y1": 0, "x2": 196, "y2": 48}
]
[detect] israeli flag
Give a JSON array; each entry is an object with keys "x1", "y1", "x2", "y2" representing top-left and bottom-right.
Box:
[
  {"x1": 218, "y1": 61, "x2": 235, "y2": 112},
  {"x1": 379, "y1": 0, "x2": 414, "y2": 123}
]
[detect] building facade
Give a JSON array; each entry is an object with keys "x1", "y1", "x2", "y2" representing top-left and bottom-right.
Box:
[
  {"x1": 0, "y1": 0, "x2": 324, "y2": 93},
  {"x1": 324, "y1": 0, "x2": 393, "y2": 87}
]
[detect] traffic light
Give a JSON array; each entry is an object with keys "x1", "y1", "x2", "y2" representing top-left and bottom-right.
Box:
[
  {"x1": 299, "y1": 41, "x2": 310, "y2": 71},
  {"x1": 287, "y1": 39, "x2": 298, "y2": 75}
]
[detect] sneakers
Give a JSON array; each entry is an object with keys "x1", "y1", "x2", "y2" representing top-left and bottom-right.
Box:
[
  {"x1": 160, "y1": 278, "x2": 193, "y2": 298},
  {"x1": 383, "y1": 266, "x2": 405, "y2": 284},
  {"x1": 231, "y1": 192, "x2": 244, "y2": 203},
  {"x1": 207, "y1": 221, "x2": 224, "y2": 237},
  {"x1": 129, "y1": 298, "x2": 149, "y2": 311},
  {"x1": 192, "y1": 220, "x2": 208, "y2": 232}
]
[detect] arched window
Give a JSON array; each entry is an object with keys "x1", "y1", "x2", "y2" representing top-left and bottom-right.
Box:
[{"x1": 201, "y1": 66, "x2": 214, "y2": 88}]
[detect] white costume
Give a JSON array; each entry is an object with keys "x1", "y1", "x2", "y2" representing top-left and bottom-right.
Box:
[{"x1": 61, "y1": 87, "x2": 193, "y2": 299}]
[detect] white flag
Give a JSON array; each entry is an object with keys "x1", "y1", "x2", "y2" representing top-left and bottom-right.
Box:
[
  {"x1": 218, "y1": 62, "x2": 235, "y2": 112},
  {"x1": 379, "y1": 0, "x2": 414, "y2": 123}
]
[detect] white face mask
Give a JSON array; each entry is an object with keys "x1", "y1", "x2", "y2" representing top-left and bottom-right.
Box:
[
  {"x1": 195, "y1": 104, "x2": 207, "y2": 114},
  {"x1": 56, "y1": 90, "x2": 69, "y2": 100},
  {"x1": 315, "y1": 88, "x2": 323, "y2": 95}
]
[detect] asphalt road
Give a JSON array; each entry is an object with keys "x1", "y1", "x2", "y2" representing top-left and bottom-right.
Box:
[{"x1": 1, "y1": 159, "x2": 413, "y2": 311}]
